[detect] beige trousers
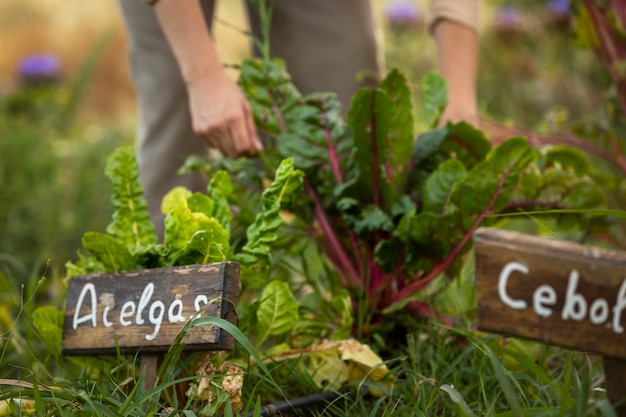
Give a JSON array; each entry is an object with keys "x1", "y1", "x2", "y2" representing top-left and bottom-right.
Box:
[{"x1": 117, "y1": 0, "x2": 382, "y2": 236}]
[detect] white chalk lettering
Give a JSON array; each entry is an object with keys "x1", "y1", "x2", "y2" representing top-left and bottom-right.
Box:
[
  {"x1": 168, "y1": 299, "x2": 186, "y2": 323},
  {"x1": 496, "y1": 262, "x2": 626, "y2": 334},
  {"x1": 136, "y1": 282, "x2": 154, "y2": 325},
  {"x1": 498, "y1": 262, "x2": 528, "y2": 309},
  {"x1": 193, "y1": 295, "x2": 209, "y2": 319},
  {"x1": 533, "y1": 285, "x2": 556, "y2": 318},
  {"x1": 561, "y1": 271, "x2": 587, "y2": 321},
  {"x1": 590, "y1": 298, "x2": 609, "y2": 324},
  {"x1": 612, "y1": 279, "x2": 626, "y2": 333},
  {"x1": 103, "y1": 306, "x2": 113, "y2": 327},
  {"x1": 146, "y1": 300, "x2": 165, "y2": 341},
  {"x1": 120, "y1": 301, "x2": 136, "y2": 326},
  {"x1": 69, "y1": 281, "x2": 216, "y2": 341},
  {"x1": 100, "y1": 292, "x2": 115, "y2": 328},
  {"x1": 73, "y1": 283, "x2": 97, "y2": 329}
]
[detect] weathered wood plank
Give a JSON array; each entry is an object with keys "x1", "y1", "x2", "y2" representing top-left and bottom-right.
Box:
[
  {"x1": 604, "y1": 357, "x2": 626, "y2": 415},
  {"x1": 62, "y1": 262, "x2": 239, "y2": 355},
  {"x1": 474, "y1": 227, "x2": 626, "y2": 360}
]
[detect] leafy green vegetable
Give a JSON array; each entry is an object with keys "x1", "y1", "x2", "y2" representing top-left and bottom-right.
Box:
[
  {"x1": 255, "y1": 280, "x2": 299, "y2": 347},
  {"x1": 104, "y1": 146, "x2": 157, "y2": 251},
  {"x1": 32, "y1": 306, "x2": 64, "y2": 357},
  {"x1": 233, "y1": 158, "x2": 304, "y2": 287},
  {"x1": 420, "y1": 71, "x2": 448, "y2": 127},
  {"x1": 81, "y1": 231, "x2": 137, "y2": 272}
]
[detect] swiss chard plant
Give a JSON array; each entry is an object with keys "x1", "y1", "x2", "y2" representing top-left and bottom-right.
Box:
[{"x1": 179, "y1": 57, "x2": 606, "y2": 336}]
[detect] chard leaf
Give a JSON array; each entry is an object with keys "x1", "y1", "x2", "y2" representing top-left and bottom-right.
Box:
[
  {"x1": 330, "y1": 292, "x2": 354, "y2": 340},
  {"x1": 104, "y1": 146, "x2": 157, "y2": 251},
  {"x1": 233, "y1": 158, "x2": 304, "y2": 287},
  {"x1": 240, "y1": 58, "x2": 352, "y2": 198},
  {"x1": 32, "y1": 306, "x2": 64, "y2": 357},
  {"x1": 65, "y1": 252, "x2": 106, "y2": 280},
  {"x1": 170, "y1": 221, "x2": 231, "y2": 266},
  {"x1": 161, "y1": 186, "x2": 192, "y2": 214},
  {"x1": 450, "y1": 137, "x2": 536, "y2": 229},
  {"x1": 277, "y1": 93, "x2": 353, "y2": 193},
  {"x1": 187, "y1": 192, "x2": 214, "y2": 218},
  {"x1": 423, "y1": 159, "x2": 467, "y2": 214},
  {"x1": 541, "y1": 146, "x2": 590, "y2": 175},
  {"x1": 379, "y1": 69, "x2": 415, "y2": 208},
  {"x1": 256, "y1": 280, "x2": 299, "y2": 346},
  {"x1": 347, "y1": 88, "x2": 393, "y2": 205},
  {"x1": 412, "y1": 127, "x2": 449, "y2": 167},
  {"x1": 81, "y1": 231, "x2": 137, "y2": 272},
  {"x1": 405, "y1": 137, "x2": 537, "y2": 262},
  {"x1": 353, "y1": 205, "x2": 394, "y2": 234},
  {"x1": 443, "y1": 122, "x2": 492, "y2": 168},
  {"x1": 238, "y1": 58, "x2": 301, "y2": 135},
  {"x1": 208, "y1": 170, "x2": 234, "y2": 233},
  {"x1": 162, "y1": 188, "x2": 218, "y2": 255},
  {"x1": 420, "y1": 71, "x2": 448, "y2": 127}
]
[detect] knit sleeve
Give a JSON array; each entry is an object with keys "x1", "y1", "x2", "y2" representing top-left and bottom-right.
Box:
[{"x1": 429, "y1": 0, "x2": 480, "y2": 33}]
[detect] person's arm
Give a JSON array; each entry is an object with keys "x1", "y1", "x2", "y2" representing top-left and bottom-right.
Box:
[
  {"x1": 433, "y1": 19, "x2": 479, "y2": 127},
  {"x1": 153, "y1": 0, "x2": 262, "y2": 157},
  {"x1": 429, "y1": 0, "x2": 480, "y2": 126}
]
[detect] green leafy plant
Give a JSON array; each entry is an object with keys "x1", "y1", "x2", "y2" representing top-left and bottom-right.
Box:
[{"x1": 189, "y1": 57, "x2": 605, "y2": 337}]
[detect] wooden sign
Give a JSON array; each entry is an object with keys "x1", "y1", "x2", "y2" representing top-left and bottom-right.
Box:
[
  {"x1": 474, "y1": 227, "x2": 626, "y2": 359},
  {"x1": 62, "y1": 262, "x2": 239, "y2": 355}
]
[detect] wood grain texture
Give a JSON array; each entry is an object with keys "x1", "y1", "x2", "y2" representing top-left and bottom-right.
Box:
[
  {"x1": 474, "y1": 228, "x2": 626, "y2": 360},
  {"x1": 62, "y1": 262, "x2": 239, "y2": 355}
]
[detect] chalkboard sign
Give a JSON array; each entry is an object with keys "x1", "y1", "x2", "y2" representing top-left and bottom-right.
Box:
[{"x1": 62, "y1": 262, "x2": 239, "y2": 355}]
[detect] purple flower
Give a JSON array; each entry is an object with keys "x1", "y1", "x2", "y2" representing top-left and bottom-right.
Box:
[
  {"x1": 548, "y1": 0, "x2": 570, "y2": 16},
  {"x1": 17, "y1": 54, "x2": 61, "y2": 78},
  {"x1": 494, "y1": 5, "x2": 524, "y2": 28},
  {"x1": 385, "y1": 0, "x2": 422, "y2": 25}
]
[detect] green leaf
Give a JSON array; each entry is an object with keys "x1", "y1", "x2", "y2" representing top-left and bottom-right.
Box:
[
  {"x1": 208, "y1": 170, "x2": 234, "y2": 233},
  {"x1": 162, "y1": 188, "x2": 224, "y2": 257},
  {"x1": 423, "y1": 159, "x2": 467, "y2": 214},
  {"x1": 420, "y1": 71, "x2": 448, "y2": 127},
  {"x1": 187, "y1": 192, "x2": 214, "y2": 218},
  {"x1": 32, "y1": 306, "x2": 65, "y2": 357},
  {"x1": 413, "y1": 127, "x2": 449, "y2": 167},
  {"x1": 447, "y1": 138, "x2": 535, "y2": 232},
  {"x1": 330, "y1": 292, "x2": 354, "y2": 340},
  {"x1": 81, "y1": 231, "x2": 137, "y2": 272},
  {"x1": 170, "y1": 221, "x2": 231, "y2": 265},
  {"x1": 353, "y1": 204, "x2": 394, "y2": 234},
  {"x1": 443, "y1": 122, "x2": 492, "y2": 169},
  {"x1": 255, "y1": 280, "x2": 299, "y2": 346},
  {"x1": 233, "y1": 158, "x2": 304, "y2": 287},
  {"x1": 104, "y1": 146, "x2": 157, "y2": 251},
  {"x1": 379, "y1": 69, "x2": 415, "y2": 207},
  {"x1": 347, "y1": 88, "x2": 393, "y2": 205},
  {"x1": 542, "y1": 146, "x2": 590, "y2": 175}
]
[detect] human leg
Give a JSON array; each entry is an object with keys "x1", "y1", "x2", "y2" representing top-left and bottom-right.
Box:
[
  {"x1": 117, "y1": 0, "x2": 216, "y2": 237},
  {"x1": 246, "y1": 0, "x2": 383, "y2": 110}
]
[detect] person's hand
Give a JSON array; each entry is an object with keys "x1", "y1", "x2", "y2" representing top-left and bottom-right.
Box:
[
  {"x1": 439, "y1": 97, "x2": 479, "y2": 127},
  {"x1": 187, "y1": 70, "x2": 263, "y2": 158},
  {"x1": 153, "y1": 0, "x2": 263, "y2": 158}
]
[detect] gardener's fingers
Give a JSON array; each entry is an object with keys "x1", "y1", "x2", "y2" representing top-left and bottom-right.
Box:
[{"x1": 188, "y1": 74, "x2": 263, "y2": 158}]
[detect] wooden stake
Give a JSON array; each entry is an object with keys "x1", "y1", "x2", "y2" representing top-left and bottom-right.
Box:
[
  {"x1": 140, "y1": 354, "x2": 159, "y2": 392},
  {"x1": 604, "y1": 357, "x2": 626, "y2": 417}
]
